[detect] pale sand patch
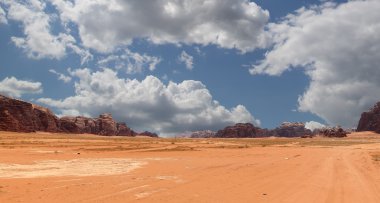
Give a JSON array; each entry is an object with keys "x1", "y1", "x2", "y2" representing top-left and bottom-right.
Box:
[
  {"x1": 54, "y1": 178, "x2": 83, "y2": 182},
  {"x1": 135, "y1": 189, "x2": 165, "y2": 199},
  {"x1": 156, "y1": 175, "x2": 178, "y2": 181},
  {"x1": 86, "y1": 185, "x2": 150, "y2": 202},
  {"x1": 155, "y1": 175, "x2": 184, "y2": 183},
  {"x1": 0, "y1": 158, "x2": 147, "y2": 178}
]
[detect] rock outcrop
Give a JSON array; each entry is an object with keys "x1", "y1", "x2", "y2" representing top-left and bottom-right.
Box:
[
  {"x1": 215, "y1": 123, "x2": 264, "y2": 138},
  {"x1": 255, "y1": 128, "x2": 277, "y2": 137},
  {"x1": 357, "y1": 102, "x2": 380, "y2": 133},
  {"x1": 273, "y1": 122, "x2": 312, "y2": 137},
  {"x1": 59, "y1": 114, "x2": 136, "y2": 136},
  {"x1": 60, "y1": 116, "x2": 97, "y2": 134},
  {"x1": 0, "y1": 95, "x2": 140, "y2": 137},
  {"x1": 318, "y1": 127, "x2": 347, "y2": 137},
  {"x1": 97, "y1": 113, "x2": 118, "y2": 136},
  {"x1": 117, "y1": 123, "x2": 136, "y2": 136},
  {"x1": 137, "y1": 131, "x2": 159, "y2": 138},
  {"x1": 0, "y1": 95, "x2": 60, "y2": 132},
  {"x1": 190, "y1": 130, "x2": 216, "y2": 138},
  {"x1": 214, "y1": 122, "x2": 313, "y2": 138}
]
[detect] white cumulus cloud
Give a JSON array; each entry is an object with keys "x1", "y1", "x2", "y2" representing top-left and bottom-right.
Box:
[
  {"x1": 66, "y1": 43, "x2": 93, "y2": 65},
  {"x1": 98, "y1": 50, "x2": 161, "y2": 74},
  {"x1": 305, "y1": 121, "x2": 325, "y2": 131},
  {"x1": 37, "y1": 68, "x2": 259, "y2": 136},
  {"x1": 1, "y1": 0, "x2": 92, "y2": 62},
  {"x1": 0, "y1": 5, "x2": 7, "y2": 24},
  {"x1": 50, "y1": 0, "x2": 270, "y2": 53},
  {"x1": 251, "y1": 1, "x2": 380, "y2": 127},
  {"x1": 3, "y1": 0, "x2": 71, "y2": 59},
  {"x1": 0, "y1": 76, "x2": 43, "y2": 98},
  {"x1": 178, "y1": 51, "x2": 194, "y2": 70},
  {"x1": 48, "y1": 69, "x2": 72, "y2": 83}
]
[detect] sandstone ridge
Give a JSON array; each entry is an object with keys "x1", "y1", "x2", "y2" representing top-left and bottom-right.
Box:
[
  {"x1": 274, "y1": 122, "x2": 312, "y2": 137},
  {"x1": 0, "y1": 95, "x2": 157, "y2": 137},
  {"x1": 206, "y1": 122, "x2": 346, "y2": 138},
  {"x1": 215, "y1": 123, "x2": 269, "y2": 138},
  {"x1": 213, "y1": 122, "x2": 313, "y2": 138}
]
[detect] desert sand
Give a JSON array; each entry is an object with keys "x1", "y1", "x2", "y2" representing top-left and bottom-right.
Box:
[{"x1": 0, "y1": 131, "x2": 380, "y2": 203}]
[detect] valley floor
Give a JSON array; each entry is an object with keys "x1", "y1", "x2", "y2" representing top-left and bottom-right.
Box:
[{"x1": 0, "y1": 131, "x2": 380, "y2": 202}]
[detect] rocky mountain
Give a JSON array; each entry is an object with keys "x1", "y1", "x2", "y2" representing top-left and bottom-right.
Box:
[
  {"x1": 190, "y1": 130, "x2": 216, "y2": 138},
  {"x1": 215, "y1": 123, "x2": 265, "y2": 138},
  {"x1": 214, "y1": 122, "x2": 314, "y2": 138},
  {"x1": 60, "y1": 114, "x2": 136, "y2": 136},
  {"x1": 273, "y1": 122, "x2": 312, "y2": 137},
  {"x1": 137, "y1": 131, "x2": 159, "y2": 138},
  {"x1": 0, "y1": 94, "x2": 150, "y2": 137},
  {"x1": 255, "y1": 128, "x2": 277, "y2": 137},
  {"x1": 357, "y1": 102, "x2": 380, "y2": 133},
  {"x1": 117, "y1": 122, "x2": 137, "y2": 136},
  {"x1": 60, "y1": 116, "x2": 96, "y2": 134},
  {"x1": 0, "y1": 95, "x2": 60, "y2": 133}
]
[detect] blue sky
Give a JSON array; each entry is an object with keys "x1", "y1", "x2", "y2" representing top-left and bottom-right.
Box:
[{"x1": 1, "y1": 0, "x2": 379, "y2": 136}]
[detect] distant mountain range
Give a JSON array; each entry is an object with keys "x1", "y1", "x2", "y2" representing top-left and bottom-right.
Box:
[{"x1": 1, "y1": 94, "x2": 378, "y2": 138}]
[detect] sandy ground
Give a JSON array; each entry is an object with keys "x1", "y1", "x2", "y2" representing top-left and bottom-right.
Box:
[{"x1": 0, "y1": 131, "x2": 380, "y2": 203}]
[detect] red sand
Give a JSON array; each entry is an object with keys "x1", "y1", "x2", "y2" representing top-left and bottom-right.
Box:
[{"x1": 0, "y1": 131, "x2": 379, "y2": 202}]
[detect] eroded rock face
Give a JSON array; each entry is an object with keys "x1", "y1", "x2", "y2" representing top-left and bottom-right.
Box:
[
  {"x1": 117, "y1": 122, "x2": 136, "y2": 136},
  {"x1": 97, "y1": 113, "x2": 117, "y2": 136},
  {"x1": 190, "y1": 130, "x2": 216, "y2": 138},
  {"x1": 32, "y1": 105, "x2": 61, "y2": 132},
  {"x1": 0, "y1": 95, "x2": 60, "y2": 132},
  {"x1": 273, "y1": 122, "x2": 312, "y2": 137},
  {"x1": 60, "y1": 116, "x2": 98, "y2": 134},
  {"x1": 59, "y1": 115, "x2": 136, "y2": 136},
  {"x1": 0, "y1": 95, "x2": 138, "y2": 137},
  {"x1": 214, "y1": 122, "x2": 313, "y2": 138},
  {"x1": 215, "y1": 123, "x2": 262, "y2": 138},
  {"x1": 357, "y1": 102, "x2": 380, "y2": 133},
  {"x1": 255, "y1": 128, "x2": 276, "y2": 137}
]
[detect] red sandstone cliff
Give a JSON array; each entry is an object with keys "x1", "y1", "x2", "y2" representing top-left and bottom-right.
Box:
[{"x1": 0, "y1": 95, "x2": 142, "y2": 137}]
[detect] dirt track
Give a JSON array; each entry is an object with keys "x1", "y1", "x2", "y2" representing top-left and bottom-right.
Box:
[{"x1": 0, "y1": 131, "x2": 380, "y2": 202}]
